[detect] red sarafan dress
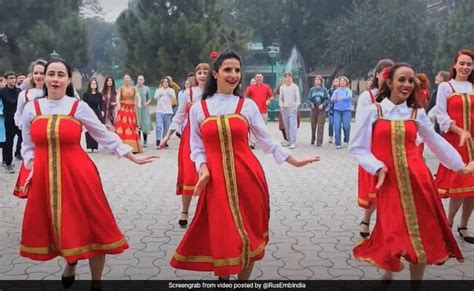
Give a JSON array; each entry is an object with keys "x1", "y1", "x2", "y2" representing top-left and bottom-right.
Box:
[
  {"x1": 354, "y1": 105, "x2": 463, "y2": 272},
  {"x1": 436, "y1": 83, "x2": 474, "y2": 198},
  {"x1": 13, "y1": 89, "x2": 34, "y2": 198},
  {"x1": 20, "y1": 100, "x2": 128, "y2": 263},
  {"x1": 176, "y1": 89, "x2": 198, "y2": 195},
  {"x1": 115, "y1": 87, "x2": 143, "y2": 153},
  {"x1": 357, "y1": 90, "x2": 377, "y2": 208},
  {"x1": 171, "y1": 97, "x2": 270, "y2": 276}
]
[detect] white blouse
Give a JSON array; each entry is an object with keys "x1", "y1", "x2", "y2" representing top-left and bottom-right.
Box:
[
  {"x1": 354, "y1": 88, "x2": 377, "y2": 125},
  {"x1": 154, "y1": 87, "x2": 176, "y2": 114},
  {"x1": 435, "y1": 80, "x2": 473, "y2": 133},
  {"x1": 169, "y1": 86, "x2": 203, "y2": 132},
  {"x1": 349, "y1": 98, "x2": 464, "y2": 175},
  {"x1": 189, "y1": 94, "x2": 291, "y2": 171},
  {"x1": 14, "y1": 88, "x2": 45, "y2": 129},
  {"x1": 21, "y1": 96, "x2": 133, "y2": 169}
]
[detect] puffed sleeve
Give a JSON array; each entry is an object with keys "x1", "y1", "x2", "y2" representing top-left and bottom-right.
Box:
[
  {"x1": 169, "y1": 89, "x2": 190, "y2": 131},
  {"x1": 435, "y1": 82, "x2": 454, "y2": 133},
  {"x1": 417, "y1": 109, "x2": 464, "y2": 171},
  {"x1": 348, "y1": 105, "x2": 385, "y2": 174},
  {"x1": 75, "y1": 101, "x2": 132, "y2": 156},
  {"x1": 355, "y1": 90, "x2": 372, "y2": 124},
  {"x1": 245, "y1": 99, "x2": 290, "y2": 164},
  {"x1": 14, "y1": 90, "x2": 27, "y2": 128},
  {"x1": 189, "y1": 101, "x2": 207, "y2": 171},
  {"x1": 20, "y1": 102, "x2": 36, "y2": 169}
]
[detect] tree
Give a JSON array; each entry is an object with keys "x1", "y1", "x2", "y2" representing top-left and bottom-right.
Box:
[
  {"x1": 116, "y1": 0, "x2": 243, "y2": 82},
  {"x1": 323, "y1": 0, "x2": 436, "y2": 78},
  {"x1": 435, "y1": 0, "x2": 474, "y2": 71},
  {"x1": 0, "y1": 0, "x2": 89, "y2": 72}
]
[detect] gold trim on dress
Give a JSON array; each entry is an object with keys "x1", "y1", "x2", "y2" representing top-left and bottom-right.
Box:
[
  {"x1": 391, "y1": 120, "x2": 426, "y2": 264},
  {"x1": 33, "y1": 115, "x2": 82, "y2": 126},
  {"x1": 461, "y1": 93, "x2": 474, "y2": 161},
  {"x1": 357, "y1": 198, "x2": 370, "y2": 206},
  {"x1": 173, "y1": 241, "x2": 266, "y2": 267},
  {"x1": 216, "y1": 115, "x2": 251, "y2": 268},
  {"x1": 438, "y1": 186, "x2": 474, "y2": 196},
  {"x1": 20, "y1": 238, "x2": 127, "y2": 256},
  {"x1": 177, "y1": 184, "x2": 195, "y2": 191},
  {"x1": 368, "y1": 192, "x2": 376, "y2": 198}
]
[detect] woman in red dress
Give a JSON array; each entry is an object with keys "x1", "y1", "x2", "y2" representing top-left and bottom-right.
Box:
[
  {"x1": 160, "y1": 63, "x2": 210, "y2": 226},
  {"x1": 13, "y1": 59, "x2": 47, "y2": 198},
  {"x1": 354, "y1": 59, "x2": 394, "y2": 237},
  {"x1": 170, "y1": 51, "x2": 319, "y2": 279},
  {"x1": 115, "y1": 74, "x2": 142, "y2": 153},
  {"x1": 435, "y1": 49, "x2": 474, "y2": 243},
  {"x1": 20, "y1": 60, "x2": 156, "y2": 287},
  {"x1": 349, "y1": 63, "x2": 473, "y2": 280}
]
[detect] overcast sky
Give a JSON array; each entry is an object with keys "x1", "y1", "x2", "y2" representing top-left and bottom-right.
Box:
[{"x1": 98, "y1": 0, "x2": 129, "y2": 22}]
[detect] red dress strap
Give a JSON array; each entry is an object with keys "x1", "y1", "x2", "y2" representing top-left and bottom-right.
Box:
[
  {"x1": 368, "y1": 90, "x2": 376, "y2": 104},
  {"x1": 447, "y1": 81, "x2": 456, "y2": 93},
  {"x1": 33, "y1": 99, "x2": 42, "y2": 115},
  {"x1": 375, "y1": 103, "x2": 383, "y2": 119},
  {"x1": 189, "y1": 87, "x2": 194, "y2": 102},
  {"x1": 201, "y1": 100, "x2": 210, "y2": 118},
  {"x1": 235, "y1": 97, "x2": 244, "y2": 114},
  {"x1": 69, "y1": 100, "x2": 80, "y2": 116},
  {"x1": 25, "y1": 89, "x2": 30, "y2": 103}
]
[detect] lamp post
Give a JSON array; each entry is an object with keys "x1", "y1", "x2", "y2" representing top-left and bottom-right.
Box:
[
  {"x1": 268, "y1": 49, "x2": 278, "y2": 74},
  {"x1": 50, "y1": 50, "x2": 60, "y2": 60}
]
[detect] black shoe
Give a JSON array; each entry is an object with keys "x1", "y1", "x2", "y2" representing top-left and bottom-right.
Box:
[
  {"x1": 61, "y1": 261, "x2": 78, "y2": 289},
  {"x1": 176, "y1": 132, "x2": 181, "y2": 139},
  {"x1": 15, "y1": 153, "x2": 22, "y2": 160},
  {"x1": 156, "y1": 140, "x2": 160, "y2": 147},
  {"x1": 179, "y1": 212, "x2": 188, "y2": 227},
  {"x1": 458, "y1": 227, "x2": 474, "y2": 244},
  {"x1": 250, "y1": 145, "x2": 255, "y2": 150},
  {"x1": 359, "y1": 221, "x2": 370, "y2": 238},
  {"x1": 311, "y1": 141, "x2": 315, "y2": 145}
]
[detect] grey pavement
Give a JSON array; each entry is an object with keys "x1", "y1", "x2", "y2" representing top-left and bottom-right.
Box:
[{"x1": 1, "y1": 121, "x2": 474, "y2": 280}]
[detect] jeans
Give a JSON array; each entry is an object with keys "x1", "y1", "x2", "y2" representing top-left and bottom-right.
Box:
[
  {"x1": 328, "y1": 112, "x2": 334, "y2": 138},
  {"x1": 333, "y1": 110, "x2": 351, "y2": 146},
  {"x1": 156, "y1": 112, "x2": 172, "y2": 141},
  {"x1": 281, "y1": 107, "x2": 298, "y2": 145}
]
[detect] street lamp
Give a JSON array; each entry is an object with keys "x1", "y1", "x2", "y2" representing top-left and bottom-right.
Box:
[
  {"x1": 50, "y1": 50, "x2": 61, "y2": 60},
  {"x1": 268, "y1": 49, "x2": 278, "y2": 73}
]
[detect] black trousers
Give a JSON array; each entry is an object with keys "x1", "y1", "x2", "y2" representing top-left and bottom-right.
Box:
[{"x1": 2, "y1": 118, "x2": 21, "y2": 165}]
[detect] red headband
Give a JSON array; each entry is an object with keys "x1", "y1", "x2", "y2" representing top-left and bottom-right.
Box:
[{"x1": 210, "y1": 51, "x2": 220, "y2": 59}]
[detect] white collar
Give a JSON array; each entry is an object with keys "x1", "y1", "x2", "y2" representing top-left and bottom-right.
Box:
[{"x1": 379, "y1": 98, "x2": 410, "y2": 113}]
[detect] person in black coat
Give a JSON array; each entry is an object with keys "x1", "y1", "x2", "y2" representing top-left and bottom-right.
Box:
[{"x1": 82, "y1": 78, "x2": 103, "y2": 152}]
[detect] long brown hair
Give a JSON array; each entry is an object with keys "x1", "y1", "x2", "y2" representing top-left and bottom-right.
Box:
[
  {"x1": 449, "y1": 49, "x2": 474, "y2": 83},
  {"x1": 101, "y1": 76, "x2": 116, "y2": 96}
]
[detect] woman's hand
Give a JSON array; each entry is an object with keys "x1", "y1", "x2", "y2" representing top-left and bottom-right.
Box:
[
  {"x1": 286, "y1": 155, "x2": 320, "y2": 167},
  {"x1": 462, "y1": 161, "x2": 474, "y2": 174},
  {"x1": 124, "y1": 152, "x2": 159, "y2": 165},
  {"x1": 375, "y1": 166, "x2": 388, "y2": 190},
  {"x1": 159, "y1": 131, "x2": 174, "y2": 149},
  {"x1": 458, "y1": 129, "x2": 472, "y2": 147},
  {"x1": 23, "y1": 167, "x2": 34, "y2": 194},
  {"x1": 193, "y1": 163, "x2": 210, "y2": 196}
]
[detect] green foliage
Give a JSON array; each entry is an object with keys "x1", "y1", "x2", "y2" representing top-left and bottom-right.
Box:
[
  {"x1": 0, "y1": 0, "x2": 89, "y2": 73},
  {"x1": 323, "y1": 0, "x2": 436, "y2": 78},
  {"x1": 435, "y1": 0, "x2": 474, "y2": 71},
  {"x1": 116, "y1": 0, "x2": 244, "y2": 83}
]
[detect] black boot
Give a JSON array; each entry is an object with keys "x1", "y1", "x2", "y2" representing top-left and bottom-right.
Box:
[{"x1": 61, "y1": 261, "x2": 78, "y2": 289}]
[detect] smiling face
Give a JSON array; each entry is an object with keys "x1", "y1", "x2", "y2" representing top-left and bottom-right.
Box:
[
  {"x1": 161, "y1": 78, "x2": 169, "y2": 88},
  {"x1": 214, "y1": 58, "x2": 241, "y2": 94},
  {"x1": 32, "y1": 64, "x2": 45, "y2": 88},
  {"x1": 453, "y1": 53, "x2": 473, "y2": 81},
  {"x1": 388, "y1": 66, "x2": 415, "y2": 104},
  {"x1": 123, "y1": 75, "x2": 131, "y2": 86},
  {"x1": 195, "y1": 69, "x2": 209, "y2": 87},
  {"x1": 45, "y1": 62, "x2": 71, "y2": 99}
]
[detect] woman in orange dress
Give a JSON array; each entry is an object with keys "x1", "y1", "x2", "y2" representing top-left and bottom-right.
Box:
[
  {"x1": 160, "y1": 63, "x2": 210, "y2": 226},
  {"x1": 435, "y1": 49, "x2": 474, "y2": 243},
  {"x1": 13, "y1": 59, "x2": 47, "y2": 198},
  {"x1": 349, "y1": 63, "x2": 472, "y2": 280},
  {"x1": 115, "y1": 74, "x2": 142, "y2": 153},
  {"x1": 20, "y1": 60, "x2": 156, "y2": 287},
  {"x1": 170, "y1": 51, "x2": 319, "y2": 279}
]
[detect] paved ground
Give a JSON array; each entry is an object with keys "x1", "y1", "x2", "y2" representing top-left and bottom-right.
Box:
[{"x1": 1, "y1": 121, "x2": 474, "y2": 280}]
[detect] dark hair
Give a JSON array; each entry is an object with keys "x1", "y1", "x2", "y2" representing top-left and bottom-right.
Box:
[
  {"x1": 43, "y1": 59, "x2": 75, "y2": 97},
  {"x1": 284, "y1": 72, "x2": 293, "y2": 78},
  {"x1": 87, "y1": 78, "x2": 99, "y2": 94},
  {"x1": 376, "y1": 63, "x2": 419, "y2": 108},
  {"x1": 102, "y1": 76, "x2": 116, "y2": 96},
  {"x1": 203, "y1": 51, "x2": 242, "y2": 99},
  {"x1": 371, "y1": 59, "x2": 395, "y2": 89},
  {"x1": 16, "y1": 73, "x2": 26, "y2": 77},
  {"x1": 4, "y1": 71, "x2": 15, "y2": 78},
  {"x1": 449, "y1": 49, "x2": 474, "y2": 83},
  {"x1": 187, "y1": 72, "x2": 194, "y2": 78}
]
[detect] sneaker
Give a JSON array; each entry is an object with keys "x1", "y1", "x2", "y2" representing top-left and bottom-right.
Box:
[
  {"x1": 6, "y1": 164, "x2": 15, "y2": 174},
  {"x1": 289, "y1": 144, "x2": 296, "y2": 149},
  {"x1": 328, "y1": 137, "x2": 333, "y2": 144},
  {"x1": 335, "y1": 145, "x2": 341, "y2": 149},
  {"x1": 15, "y1": 153, "x2": 23, "y2": 160},
  {"x1": 281, "y1": 141, "x2": 290, "y2": 147},
  {"x1": 143, "y1": 141, "x2": 147, "y2": 148},
  {"x1": 343, "y1": 142, "x2": 349, "y2": 147}
]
